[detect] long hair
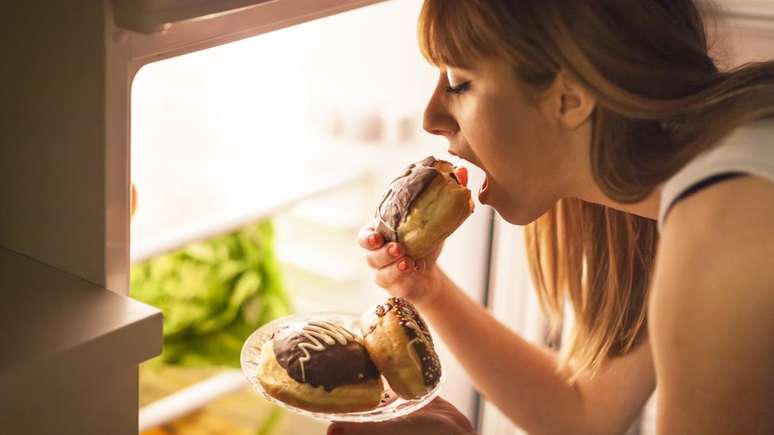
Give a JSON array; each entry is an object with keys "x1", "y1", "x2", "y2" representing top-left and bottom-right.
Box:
[{"x1": 418, "y1": 0, "x2": 774, "y2": 377}]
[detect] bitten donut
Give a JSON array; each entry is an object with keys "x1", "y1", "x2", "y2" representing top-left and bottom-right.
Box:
[
  {"x1": 257, "y1": 320, "x2": 384, "y2": 413},
  {"x1": 375, "y1": 156, "x2": 474, "y2": 258},
  {"x1": 360, "y1": 297, "x2": 442, "y2": 400}
]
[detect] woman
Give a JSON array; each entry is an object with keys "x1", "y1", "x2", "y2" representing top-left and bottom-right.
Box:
[{"x1": 329, "y1": 1, "x2": 774, "y2": 434}]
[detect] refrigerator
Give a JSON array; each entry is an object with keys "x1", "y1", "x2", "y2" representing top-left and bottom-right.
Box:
[{"x1": 128, "y1": 2, "x2": 491, "y2": 433}]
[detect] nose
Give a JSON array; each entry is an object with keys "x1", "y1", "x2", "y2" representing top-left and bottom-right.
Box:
[{"x1": 422, "y1": 74, "x2": 458, "y2": 138}]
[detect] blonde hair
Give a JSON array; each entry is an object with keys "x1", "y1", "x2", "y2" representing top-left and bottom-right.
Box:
[{"x1": 418, "y1": 0, "x2": 774, "y2": 377}]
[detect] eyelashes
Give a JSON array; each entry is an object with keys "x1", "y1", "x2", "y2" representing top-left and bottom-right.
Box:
[{"x1": 445, "y1": 81, "x2": 471, "y2": 95}]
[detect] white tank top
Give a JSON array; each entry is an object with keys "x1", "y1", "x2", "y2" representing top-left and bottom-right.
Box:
[{"x1": 658, "y1": 118, "x2": 774, "y2": 230}]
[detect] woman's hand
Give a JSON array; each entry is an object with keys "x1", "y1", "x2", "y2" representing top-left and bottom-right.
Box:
[
  {"x1": 358, "y1": 220, "x2": 445, "y2": 309},
  {"x1": 326, "y1": 397, "x2": 476, "y2": 435}
]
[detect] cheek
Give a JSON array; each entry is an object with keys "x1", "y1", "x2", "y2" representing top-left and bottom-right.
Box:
[
  {"x1": 482, "y1": 120, "x2": 558, "y2": 219},
  {"x1": 460, "y1": 93, "x2": 552, "y2": 186},
  {"x1": 464, "y1": 100, "x2": 521, "y2": 161},
  {"x1": 482, "y1": 116, "x2": 538, "y2": 181}
]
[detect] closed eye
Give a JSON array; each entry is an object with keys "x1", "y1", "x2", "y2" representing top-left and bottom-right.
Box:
[{"x1": 445, "y1": 81, "x2": 471, "y2": 95}]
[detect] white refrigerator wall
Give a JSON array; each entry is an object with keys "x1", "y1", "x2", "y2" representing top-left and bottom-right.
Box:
[{"x1": 130, "y1": 0, "x2": 491, "y2": 427}]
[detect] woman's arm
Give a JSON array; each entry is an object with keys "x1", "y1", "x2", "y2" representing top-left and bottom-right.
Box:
[
  {"x1": 650, "y1": 176, "x2": 774, "y2": 435},
  {"x1": 361, "y1": 223, "x2": 655, "y2": 434},
  {"x1": 421, "y1": 269, "x2": 655, "y2": 435}
]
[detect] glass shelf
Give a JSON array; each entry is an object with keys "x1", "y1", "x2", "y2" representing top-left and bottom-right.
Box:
[{"x1": 130, "y1": 151, "x2": 370, "y2": 263}]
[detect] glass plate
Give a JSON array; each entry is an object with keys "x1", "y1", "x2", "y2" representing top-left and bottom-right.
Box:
[{"x1": 240, "y1": 312, "x2": 444, "y2": 422}]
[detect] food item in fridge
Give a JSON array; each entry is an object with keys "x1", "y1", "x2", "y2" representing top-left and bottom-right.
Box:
[
  {"x1": 257, "y1": 320, "x2": 384, "y2": 413},
  {"x1": 375, "y1": 156, "x2": 474, "y2": 258},
  {"x1": 360, "y1": 297, "x2": 442, "y2": 400},
  {"x1": 131, "y1": 220, "x2": 292, "y2": 367}
]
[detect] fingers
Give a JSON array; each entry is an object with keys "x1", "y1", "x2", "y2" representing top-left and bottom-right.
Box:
[
  {"x1": 359, "y1": 223, "x2": 412, "y2": 270},
  {"x1": 366, "y1": 241, "x2": 406, "y2": 269},
  {"x1": 373, "y1": 256, "x2": 414, "y2": 287},
  {"x1": 327, "y1": 421, "x2": 403, "y2": 435},
  {"x1": 373, "y1": 259, "x2": 430, "y2": 302},
  {"x1": 374, "y1": 257, "x2": 427, "y2": 283},
  {"x1": 327, "y1": 422, "x2": 367, "y2": 435},
  {"x1": 327, "y1": 397, "x2": 472, "y2": 435},
  {"x1": 357, "y1": 221, "x2": 383, "y2": 250},
  {"x1": 358, "y1": 221, "x2": 430, "y2": 301},
  {"x1": 454, "y1": 166, "x2": 468, "y2": 187}
]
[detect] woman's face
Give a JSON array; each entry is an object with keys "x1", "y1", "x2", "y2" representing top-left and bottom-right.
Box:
[{"x1": 423, "y1": 57, "x2": 590, "y2": 224}]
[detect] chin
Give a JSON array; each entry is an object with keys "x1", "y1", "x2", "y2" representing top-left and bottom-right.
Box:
[
  {"x1": 490, "y1": 196, "x2": 551, "y2": 226},
  {"x1": 497, "y1": 209, "x2": 540, "y2": 226}
]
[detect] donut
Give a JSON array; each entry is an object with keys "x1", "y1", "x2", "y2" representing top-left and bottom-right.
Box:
[
  {"x1": 257, "y1": 320, "x2": 384, "y2": 413},
  {"x1": 375, "y1": 156, "x2": 474, "y2": 259},
  {"x1": 360, "y1": 297, "x2": 442, "y2": 400}
]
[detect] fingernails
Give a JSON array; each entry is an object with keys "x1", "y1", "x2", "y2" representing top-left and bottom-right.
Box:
[
  {"x1": 387, "y1": 243, "x2": 402, "y2": 257},
  {"x1": 397, "y1": 259, "x2": 409, "y2": 271},
  {"x1": 367, "y1": 233, "x2": 381, "y2": 248},
  {"x1": 455, "y1": 166, "x2": 469, "y2": 186}
]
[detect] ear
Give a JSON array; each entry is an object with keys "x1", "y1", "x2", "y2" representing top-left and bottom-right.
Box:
[{"x1": 550, "y1": 71, "x2": 596, "y2": 129}]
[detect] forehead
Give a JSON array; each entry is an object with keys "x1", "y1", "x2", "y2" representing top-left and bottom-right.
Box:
[{"x1": 446, "y1": 57, "x2": 514, "y2": 79}]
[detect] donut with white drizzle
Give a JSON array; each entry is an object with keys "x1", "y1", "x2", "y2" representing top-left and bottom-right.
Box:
[
  {"x1": 257, "y1": 319, "x2": 384, "y2": 413},
  {"x1": 272, "y1": 320, "x2": 379, "y2": 391},
  {"x1": 294, "y1": 321, "x2": 355, "y2": 382}
]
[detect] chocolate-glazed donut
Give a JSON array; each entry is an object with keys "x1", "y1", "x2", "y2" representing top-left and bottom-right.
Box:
[
  {"x1": 257, "y1": 320, "x2": 384, "y2": 413},
  {"x1": 360, "y1": 297, "x2": 442, "y2": 400},
  {"x1": 375, "y1": 156, "x2": 474, "y2": 258}
]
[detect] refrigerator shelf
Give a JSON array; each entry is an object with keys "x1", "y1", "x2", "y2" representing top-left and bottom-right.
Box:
[
  {"x1": 138, "y1": 369, "x2": 248, "y2": 432},
  {"x1": 130, "y1": 157, "x2": 370, "y2": 263}
]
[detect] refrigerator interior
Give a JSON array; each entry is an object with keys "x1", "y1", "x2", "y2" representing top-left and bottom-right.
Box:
[{"x1": 129, "y1": 0, "x2": 491, "y2": 433}]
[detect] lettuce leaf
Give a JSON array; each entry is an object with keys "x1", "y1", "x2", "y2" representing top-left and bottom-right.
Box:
[{"x1": 131, "y1": 220, "x2": 292, "y2": 367}]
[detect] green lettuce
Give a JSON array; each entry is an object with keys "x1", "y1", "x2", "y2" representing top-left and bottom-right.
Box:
[{"x1": 131, "y1": 220, "x2": 292, "y2": 367}]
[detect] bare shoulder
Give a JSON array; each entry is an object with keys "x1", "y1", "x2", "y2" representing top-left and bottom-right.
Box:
[
  {"x1": 663, "y1": 175, "x2": 774, "y2": 250},
  {"x1": 650, "y1": 175, "x2": 774, "y2": 434}
]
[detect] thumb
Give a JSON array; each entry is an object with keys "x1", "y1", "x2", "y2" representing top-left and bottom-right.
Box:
[{"x1": 327, "y1": 421, "x2": 396, "y2": 435}]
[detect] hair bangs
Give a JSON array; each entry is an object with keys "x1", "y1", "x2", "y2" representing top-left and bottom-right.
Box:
[{"x1": 417, "y1": 0, "x2": 498, "y2": 69}]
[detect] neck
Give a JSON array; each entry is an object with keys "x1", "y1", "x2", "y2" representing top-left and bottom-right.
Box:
[
  {"x1": 574, "y1": 178, "x2": 661, "y2": 220},
  {"x1": 560, "y1": 124, "x2": 661, "y2": 220}
]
